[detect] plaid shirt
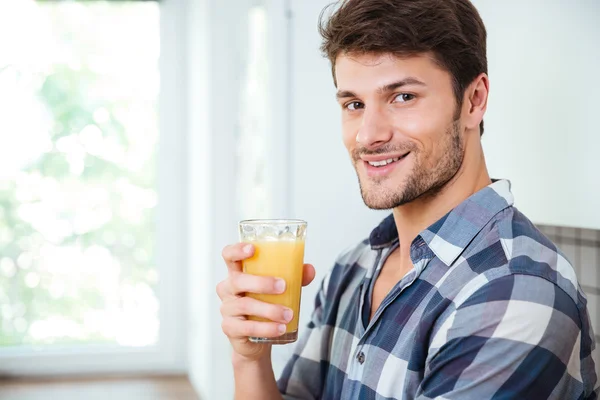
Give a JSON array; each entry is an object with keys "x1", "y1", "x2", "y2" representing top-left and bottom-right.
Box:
[{"x1": 278, "y1": 180, "x2": 598, "y2": 399}]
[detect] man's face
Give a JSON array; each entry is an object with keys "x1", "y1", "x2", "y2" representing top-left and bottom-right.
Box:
[{"x1": 335, "y1": 53, "x2": 465, "y2": 210}]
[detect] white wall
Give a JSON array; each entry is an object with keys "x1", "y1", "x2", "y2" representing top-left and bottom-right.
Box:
[{"x1": 474, "y1": 0, "x2": 600, "y2": 229}]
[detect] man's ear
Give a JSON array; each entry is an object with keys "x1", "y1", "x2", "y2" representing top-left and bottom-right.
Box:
[{"x1": 465, "y1": 73, "x2": 489, "y2": 132}]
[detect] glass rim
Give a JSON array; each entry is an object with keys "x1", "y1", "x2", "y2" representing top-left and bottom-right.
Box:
[{"x1": 239, "y1": 219, "x2": 307, "y2": 226}]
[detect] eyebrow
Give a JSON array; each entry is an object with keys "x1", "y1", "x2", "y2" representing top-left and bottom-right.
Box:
[{"x1": 335, "y1": 77, "x2": 426, "y2": 100}]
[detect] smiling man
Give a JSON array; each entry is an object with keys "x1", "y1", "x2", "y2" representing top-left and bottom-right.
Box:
[{"x1": 217, "y1": 0, "x2": 598, "y2": 399}]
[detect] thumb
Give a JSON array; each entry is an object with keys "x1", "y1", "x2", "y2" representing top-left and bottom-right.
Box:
[{"x1": 301, "y1": 263, "x2": 316, "y2": 287}]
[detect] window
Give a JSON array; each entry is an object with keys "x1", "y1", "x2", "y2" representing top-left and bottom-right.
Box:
[
  {"x1": 0, "y1": 0, "x2": 184, "y2": 374},
  {"x1": 237, "y1": 5, "x2": 271, "y2": 220},
  {"x1": 237, "y1": 1, "x2": 291, "y2": 222}
]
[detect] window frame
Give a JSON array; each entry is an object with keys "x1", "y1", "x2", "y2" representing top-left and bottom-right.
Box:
[
  {"x1": 0, "y1": 0, "x2": 187, "y2": 376},
  {"x1": 184, "y1": 0, "x2": 292, "y2": 397}
]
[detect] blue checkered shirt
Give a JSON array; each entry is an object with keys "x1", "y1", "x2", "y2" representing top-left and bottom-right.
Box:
[{"x1": 277, "y1": 180, "x2": 598, "y2": 399}]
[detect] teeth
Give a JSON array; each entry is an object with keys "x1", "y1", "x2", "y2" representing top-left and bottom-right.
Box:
[{"x1": 368, "y1": 157, "x2": 400, "y2": 167}]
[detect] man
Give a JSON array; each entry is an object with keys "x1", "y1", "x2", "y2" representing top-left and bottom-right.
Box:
[{"x1": 217, "y1": 0, "x2": 598, "y2": 398}]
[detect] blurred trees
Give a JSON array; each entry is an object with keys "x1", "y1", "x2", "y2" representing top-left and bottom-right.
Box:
[{"x1": 0, "y1": 1, "x2": 159, "y2": 347}]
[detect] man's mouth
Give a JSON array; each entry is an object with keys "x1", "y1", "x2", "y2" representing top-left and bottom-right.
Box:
[
  {"x1": 365, "y1": 153, "x2": 409, "y2": 168},
  {"x1": 360, "y1": 152, "x2": 410, "y2": 178}
]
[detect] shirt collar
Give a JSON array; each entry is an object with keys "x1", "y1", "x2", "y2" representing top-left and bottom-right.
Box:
[{"x1": 369, "y1": 179, "x2": 514, "y2": 266}]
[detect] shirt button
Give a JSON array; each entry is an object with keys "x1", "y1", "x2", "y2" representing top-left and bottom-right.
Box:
[{"x1": 357, "y1": 351, "x2": 365, "y2": 364}]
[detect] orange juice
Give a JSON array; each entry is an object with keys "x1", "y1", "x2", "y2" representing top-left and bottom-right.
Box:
[{"x1": 242, "y1": 239, "x2": 305, "y2": 333}]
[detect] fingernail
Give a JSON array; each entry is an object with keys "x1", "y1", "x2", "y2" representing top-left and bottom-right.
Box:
[
  {"x1": 274, "y1": 279, "x2": 286, "y2": 293},
  {"x1": 243, "y1": 244, "x2": 253, "y2": 255},
  {"x1": 278, "y1": 324, "x2": 286, "y2": 334},
  {"x1": 283, "y1": 309, "x2": 293, "y2": 322}
]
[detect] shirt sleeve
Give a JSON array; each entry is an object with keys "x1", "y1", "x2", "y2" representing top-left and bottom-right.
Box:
[
  {"x1": 277, "y1": 270, "x2": 330, "y2": 399},
  {"x1": 417, "y1": 273, "x2": 597, "y2": 400}
]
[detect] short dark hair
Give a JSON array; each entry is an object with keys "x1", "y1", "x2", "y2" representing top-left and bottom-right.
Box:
[{"x1": 319, "y1": 0, "x2": 488, "y2": 135}]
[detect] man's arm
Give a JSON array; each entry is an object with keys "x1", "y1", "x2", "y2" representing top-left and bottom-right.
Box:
[
  {"x1": 418, "y1": 273, "x2": 596, "y2": 399},
  {"x1": 233, "y1": 352, "x2": 282, "y2": 400}
]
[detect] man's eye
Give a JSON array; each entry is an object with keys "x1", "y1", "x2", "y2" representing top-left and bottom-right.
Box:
[
  {"x1": 394, "y1": 93, "x2": 415, "y2": 103},
  {"x1": 346, "y1": 101, "x2": 364, "y2": 111}
]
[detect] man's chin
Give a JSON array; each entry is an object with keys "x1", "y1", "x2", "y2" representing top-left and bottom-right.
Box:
[
  {"x1": 363, "y1": 200, "x2": 395, "y2": 211},
  {"x1": 360, "y1": 187, "x2": 404, "y2": 210}
]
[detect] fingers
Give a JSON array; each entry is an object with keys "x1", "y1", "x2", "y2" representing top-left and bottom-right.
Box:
[
  {"x1": 233, "y1": 273, "x2": 286, "y2": 295},
  {"x1": 215, "y1": 278, "x2": 232, "y2": 300},
  {"x1": 221, "y1": 243, "x2": 255, "y2": 271},
  {"x1": 221, "y1": 317, "x2": 287, "y2": 339},
  {"x1": 217, "y1": 272, "x2": 286, "y2": 300},
  {"x1": 220, "y1": 296, "x2": 293, "y2": 324},
  {"x1": 302, "y1": 263, "x2": 316, "y2": 287},
  {"x1": 219, "y1": 291, "x2": 294, "y2": 341}
]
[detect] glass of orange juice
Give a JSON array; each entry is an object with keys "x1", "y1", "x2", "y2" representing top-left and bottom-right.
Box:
[{"x1": 239, "y1": 219, "x2": 307, "y2": 344}]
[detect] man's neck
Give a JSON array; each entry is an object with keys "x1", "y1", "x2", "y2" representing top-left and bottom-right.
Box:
[{"x1": 392, "y1": 142, "x2": 492, "y2": 258}]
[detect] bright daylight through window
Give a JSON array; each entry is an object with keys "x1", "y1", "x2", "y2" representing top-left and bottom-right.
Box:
[{"x1": 0, "y1": 1, "x2": 160, "y2": 348}]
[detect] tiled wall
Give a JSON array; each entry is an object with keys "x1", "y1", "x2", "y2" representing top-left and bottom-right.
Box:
[{"x1": 537, "y1": 225, "x2": 600, "y2": 346}]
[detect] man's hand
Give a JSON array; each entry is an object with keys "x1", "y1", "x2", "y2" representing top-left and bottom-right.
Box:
[{"x1": 217, "y1": 242, "x2": 316, "y2": 362}]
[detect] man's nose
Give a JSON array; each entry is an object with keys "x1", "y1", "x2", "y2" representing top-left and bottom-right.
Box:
[{"x1": 355, "y1": 105, "x2": 393, "y2": 149}]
